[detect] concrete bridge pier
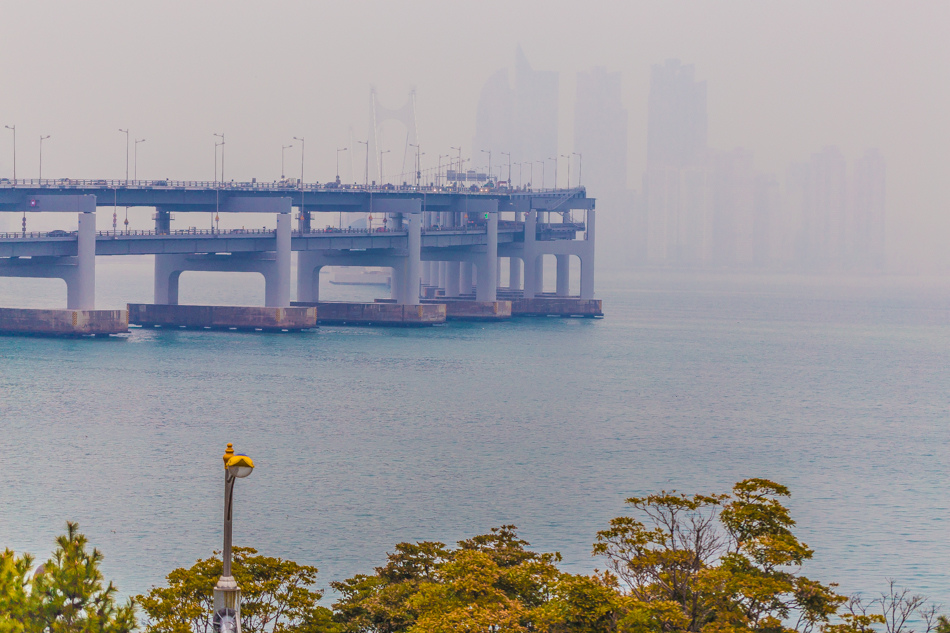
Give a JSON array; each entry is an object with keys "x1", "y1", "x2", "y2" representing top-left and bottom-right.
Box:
[
  {"x1": 556, "y1": 255, "x2": 570, "y2": 297},
  {"x1": 445, "y1": 261, "x2": 461, "y2": 297},
  {"x1": 580, "y1": 209, "x2": 596, "y2": 299},
  {"x1": 460, "y1": 261, "x2": 474, "y2": 295},
  {"x1": 470, "y1": 199, "x2": 498, "y2": 302},
  {"x1": 153, "y1": 198, "x2": 293, "y2": 308}
]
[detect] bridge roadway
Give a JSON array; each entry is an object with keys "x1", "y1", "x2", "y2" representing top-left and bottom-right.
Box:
[{"x1": 0, "y1": 179, "x2": 597, "y2": 321}]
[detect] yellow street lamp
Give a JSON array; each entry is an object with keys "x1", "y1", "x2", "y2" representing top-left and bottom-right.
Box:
[{"x1": 213, "y1": 443, "x2": 255, "y2": 633}]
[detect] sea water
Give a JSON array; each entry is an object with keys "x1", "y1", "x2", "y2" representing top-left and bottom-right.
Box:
[{"x1": 0, "y1": 262, "x2": 948, "y2": 608}]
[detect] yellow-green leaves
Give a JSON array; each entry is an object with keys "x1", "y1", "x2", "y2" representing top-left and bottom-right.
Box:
[{"x1": 136, "y1": 547, "x2": 332, "y2": 633}]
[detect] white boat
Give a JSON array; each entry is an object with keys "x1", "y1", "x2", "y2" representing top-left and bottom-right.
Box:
[{"x1": 330, "y1": 267, "x2": 391, "y2": 287}]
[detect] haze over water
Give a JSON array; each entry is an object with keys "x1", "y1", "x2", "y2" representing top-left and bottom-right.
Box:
[{"x1": 1, "y1": 267, "x2": 948, "y2": 606}]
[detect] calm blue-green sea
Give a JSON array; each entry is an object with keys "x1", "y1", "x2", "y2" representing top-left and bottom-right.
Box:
[{"x1": 1, "y1": 260, "x2": 948, "y2": 609}]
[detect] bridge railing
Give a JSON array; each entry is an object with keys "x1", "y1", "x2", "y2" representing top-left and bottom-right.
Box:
[{"x1": 0, "y1": 177, "x2": 584, "y2": 197}]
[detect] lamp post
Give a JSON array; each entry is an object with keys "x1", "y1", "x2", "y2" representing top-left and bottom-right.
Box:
[
  {"x1": 214, "y1": 133, "x2": 225, "y2": 185},
  {"x1": 501, "y1": 151, "x2": 511, "y2": 186},
  {"x1": 336, "y1": 147, "x2": 347, "y2": 182},
  {"x1": 213, "y1": 443, "x2": 255, "y2": 633},
  {"x1": 357, "y1": 140, "x2": 369, "y2": 187},
  {"x1": 281, "y1": 144, "x2": 293, "y2": 179},
  {"x1": 293, "y1": 136, "x2": 306, "y2": 228},
  {"x1": 409, "y1": 143, "x2": 421, "y2": 186},
  {"x1": 450, "y1": 146, "x2": 462, "y2": 189},
  {"x1": 119, "y1": 129, "x2": 130, "y2": 183},
  {"x1": 379, "y1": 149, "x2": 390, "y2": 184},
  {"x1": 135, "y1": 139, "x2": 145, "y2": 182},
  {"x1": 572, "y1": 152, "x2": 582, "y2": 187},
  {"x1": 480, "y1": 149, "x2": 491, "y2": 184},
  {"x1": 4, "y1": 125, "x2": 14, "y2": 181},
  {"x1": 39, "y1": 135, "x2": 50, "y2": 181},
  {"x1": 561, "y1": 154, "x2": 571, "y2": 190}
]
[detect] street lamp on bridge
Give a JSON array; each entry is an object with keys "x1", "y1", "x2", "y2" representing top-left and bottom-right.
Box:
[
  {"x1": 213, "y1": 443, "x2": 255, "y2": 633},
  {"x1": 4, "y1": 125, "x2": 15, "y2": 181},
  {"x1": 281, "y1": 144, "x2": 293, "y2": 180},
  {"x1": 573, "y1": 152, "x2": 582, "y2": 188},
  {"x1": 336, "y1": 147, "x2": 348, "y2": 182},
  {"x1": 119, "y1": 129, "x2": 130, "y2": 183},
  {"x1": 214, "y1": 133, "x2": 225, "y2": 185},
  {"x1": 379, "y1": 148, "x2": 390, "y2": 184},
  {"x1": 357, "y1": 140, "x2": 369, "y2": 187},
  {"x1": 480, "y1": 149, "x2": 491, "y2": 184},
  {"x1": 135, "y1": 139, "x2": 146, "y2": 182},
  {"x1": 561, "y1": 154, "x2": 571, "y2": 191},
  {"x1": 501, "y1": 151, "x2": 511, "y2": 186},
  {"x1": 39, "y1": 135, "x2": 50, "y2": 181}
]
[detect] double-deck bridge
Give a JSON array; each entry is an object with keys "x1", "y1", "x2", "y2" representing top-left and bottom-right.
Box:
[{"x1": 0, "y1": 180, "x2": 599, "y2": 332}]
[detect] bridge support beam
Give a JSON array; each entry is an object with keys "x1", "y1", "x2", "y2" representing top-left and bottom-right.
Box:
[
  {"x1": 153, "y1": 198, "x2": 292, "y2": 307},
  {"x1": 0, "y1": 197, "x2": 98, "y2": 310},
  {"x1": 471, "y1": 199, "x2": 498, "y2": 302},
  {"x1": 556, "y1": 254, "x2": 570, "y2": 297},
  {"x1": 580, "y1": 209, "x2": 596, "y2": 299}
]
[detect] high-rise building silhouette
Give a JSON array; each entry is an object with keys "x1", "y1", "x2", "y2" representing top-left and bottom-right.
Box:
[
  {"x1": 574, "y1": 66, "x2": 627, "y2": 193},
  {"x1": 647, "y1": 60, "x2": 707, "y2": 169},
  {"x1": 851, "y1": 148, "x2": 886, "y2": 270},
  {"x1": 785, "y1": 146, "x2": 848, "y2": 270},
  {"x1": 473, "y1": 46, "x2": 558, "y2": 181},
  {"x1": 643, "y1": 59, "x2": 710, "y2": 264}
]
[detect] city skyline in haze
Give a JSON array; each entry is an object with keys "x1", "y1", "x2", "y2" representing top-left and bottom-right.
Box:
[{"x1": 1, "y1": 1, "x2": 947, "y2": 272}]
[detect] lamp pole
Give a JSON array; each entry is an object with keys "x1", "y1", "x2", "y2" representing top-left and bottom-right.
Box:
[
  {"x1": 379, "y1": 149, "x2": 390, "y2": 184},
  {"x1": 480, "y1": 149, "x2": 491, "y2": 184},
  {"x1": 573, "y1": 152, "x2": 582, "y2": 187},
  {"x1": 501, "y1": 151, "x2": 511, "y2": 186},
  {"x1": 561, "y1": 154, "x2": 571, "y2": 190},
  {"x1": 450, "y1": 146, "x2": 462, "y2": 189},
  {"x1": 409, "y1": 143, "x2": 421, "y2": 186},
  {"x1": 293, "y1": 136, "x2": 306, "y2": 228},
  {"x1": 134, "y1": 139, "x2": 145, "y2": 182},
  {"x1": 4, "y1": 125, "x2": 14, "y2": 181},
  {"x1": 213, "y1": 443, "x2": 255, "y2": 633},
  {"x1": 214, "y1": 133, "x2": 225, "y2": 184},
  {"x1": 119, "y1": 129, "x2": 130, "y2": 183},
  {"x1": 357, "y1": 140, "x2": 369, "y2": 187},
  {"x1": 281, "y1": 144, "x2": 293, "y2": 179},
  {"x1": 39, "y1": 135, "x2": 50, "y2": 181},
  {"x1": 336, "y1": 147, "x2": 347, "y2": 182}
]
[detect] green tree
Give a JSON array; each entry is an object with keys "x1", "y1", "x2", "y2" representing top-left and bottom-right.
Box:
[
  {"x1": 0, "y1": 522, "x2": 136, "y2": 633},
  {"x1": 137, "y1": 547, "x2": 336, "y2": 633},
  {"x1": 0, "y1": 548, "x2": 33, "y2": 633},
  {"x1": 593, "y1": 479, "x2": 873, "y2": 633},
  {"x1": 331, "y1": 526, "x2": 563, "y2": 633}
]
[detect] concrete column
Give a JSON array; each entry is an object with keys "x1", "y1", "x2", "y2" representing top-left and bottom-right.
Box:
[
  {"x1": 438, "y1": 261, "x2": 446, "y2": 290},
  {"x1": 445, "y1": 261, "x2": 461, "y2": 297},
  {"x1": 155, "y1": 208, "x2": 171, "y2": 234},
  {"x1": 421, "y1": 259, "x2": 431, "y2": 286},
  {"x1": 404, "y1": 211, "x2": 421, "y2": 304},
  {"x1": 460, "y1": 261, "x2": 474, "y2": 295},
  {"x1": 580, "y1": 209, "x2": 596, "y2": 299},
  {"x1": 296, "y1": 251, "x2": 322, "y2": 303},
  {"x1": 522, "y1": 210, "x2": 538, "y2": 298},
  {"x1": 265, "y1": 212, "x2": 292, "y2": 307},
  {"x1": 475, "y1": 202, "x2": 498, "y2": 302},
  {"x1": 390, "y1": 263, "x2": 403, "y2": 302},
  {"x1": 497, "y1": 257, "x2": 503, "y2": 288},
  {"x1": 67, "y1": 211, "x2": 96, "y2": 310},
  {"x1": 556, "y1": 254, "x2": 570, "y2": 297},
  {"x1": 509, "y1": 257, "x2": 522, "y2": 291},
  {"x1": 154, "y1": 254, "x2": 182, "y2": 304},
  {"x1": 535, "y1": 255, "x2": 545, "y2": 296}
]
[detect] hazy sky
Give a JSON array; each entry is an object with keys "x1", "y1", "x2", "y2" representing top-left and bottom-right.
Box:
[{"x1": 1, "y1": 1, "x2": 948, "y2": 270}]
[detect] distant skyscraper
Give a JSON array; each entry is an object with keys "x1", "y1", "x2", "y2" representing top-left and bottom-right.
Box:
[
  {"x1": 647, "y1": 60, "x2": 707, "y2": 169},
  {"x1": 574, "y1": 66, "x2": 627, "y2": 193},
  {"x1": 474, "y1": 47, "x2": 558, "y2": 182},
  {"x1": 851, "y1": 148, "x2": 886, "y2": 271},
  {"x1": 643, "y1": 59, "x2": 710, "y2": 264},
  {"x1": 785, "y1": 146, "x2": 848, "y2": 270}
]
